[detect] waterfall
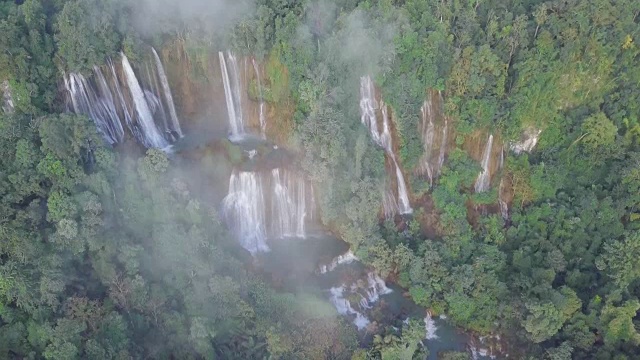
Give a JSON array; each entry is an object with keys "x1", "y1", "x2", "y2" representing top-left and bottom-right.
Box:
[
  {"x1": 222, "y1": 169, "x2": 313, "y2": 253},
  {"x1": 252, "y1": 58, "x2": 266, "y2": 138},
  {"x1": 474, "y1": 134, "x2": 493, "y2": 193},
  {"x1": 152, "y1": 47, "x2": 183, "y2": 137},
  {"x1": 65, "y1": 71, "x2": 124, "y2": 144},
  {"x1": 438, "y1": 118, "x2": 448, "y2": 173},
  {"x1": 330, "y1": 286, "x2": 370, "y2": 330},
  {"x1": 382, "y1": 189, "x2": 399, "y2": 220},
  {"x1": 498, "y1": 148, "x2": 509, "y2": 220},
  {"x1": 359, "y1": 76, "x2": 412, "y2": 215},
  {"x1": 1, "y1": 80, "x2": 14, "y2": 114},
  {"x1": 271, "y1": 168, "x2": 308, "y2": 238},
  {"x1": 223, "y1": 171, "x2": 269, "y2": 254},
  {"x1": 381, "y1": 104, "x2": 412, "y2": 214},
  {"x1": 424, "y1": 312, "x2": 439, "y2": 340},
  {"x1": 419, "y1": 99, "x2": 436, "y2": 185},
  {"x1": 319, "y1": 250, "x2": 358, "y2": 274},
  {"x1": 121, "y1": 53, "x2": 169, "y2": 149},
  {"x1": 218, "y1": 51, "x2": 245, "y2": 139},
  {"x1": 328, "y1": 271, "x2": 392, "y2": 330}
]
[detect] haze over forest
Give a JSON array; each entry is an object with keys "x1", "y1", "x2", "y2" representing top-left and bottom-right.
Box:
[{"x1": 1, "y1": 0, "x2": 640, "y2": 359}]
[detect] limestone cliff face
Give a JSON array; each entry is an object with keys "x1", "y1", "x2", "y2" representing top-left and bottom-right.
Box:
[{"x1": 159, "y1": 43, "x2": 293, "y2": 144}]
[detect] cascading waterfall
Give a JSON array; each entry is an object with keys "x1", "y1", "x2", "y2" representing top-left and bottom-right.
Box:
[
  {"x1": 152, "y1": 47, "x2": 183, "y2": 137},
  {"x1": 319, "y1": 250, "x2": 358, "y2": 274},
  {"x1": 381, "y1": 103, "x2": 413, "y2": 215},
  {"x1": 359, "y1": 76, "x2": 412, "y2": 216},
  {"x1": 222, "y1": 171, "x2": 269, "y2": 254},
  {"x1": 252, "y1": 58, "x2": 267, "y2": 138},
  {"x1": 438, "y1": 118, "x2": 448, "y2": 173},
  {"x1": 474, "y1": 134, "x2": 494, "y2": 193},
  {"x1": 424, "y1": 312, "x2": 439, "y2": 340},
  {"x1": 419, "y1": 99, "x2": 436, "y2": 185},
  {"x1": 498, "y1": 147, "x2": 509, "y2": 220},
  {"x1": 271, "y1": 168, "x2": 309, "y2": 238},
  {"x1": 328, "y1": 271, "x2": 392, "y2": 330},
  {"x1": 121, "y1": 53, "x2": 169, "y2": 149},
  {"x1": 65, "y1": 50, "x2": 182, "y2": 150},
  {"x1": 65, "y1": 71, "x2": 124, "y2": 144},
  {"x1": 223, "y1": 168, "x2": 313, "y2": 254},
  {"x1": 218, "y1": 51, "x2": 245, "y2": 138}
]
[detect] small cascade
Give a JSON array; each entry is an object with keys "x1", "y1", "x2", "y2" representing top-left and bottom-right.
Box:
[
  {"x1": 419, "y1": 99, "x2": 436, "y2": 185},
  {"x1": 319, "y1": 250, "x2": 358, "y2": 274},
  {"x1": 328, "y1": 271, "x2": 392, "y2": 330},
  {"x1": 474, "y1": 134, "x2": 494, "y2": 193},
  {"x1": 418, "y1": 90, "x2": 449, "y2": 183},
  {"x1": 330, "y1": 286, "x2": 370, "y2": 330},
  {"x1": 424, "y1": 311, "x2": 439, "y2": 340},
  {"x1": 359, "y1": 76, "x2": 412, "y2": 216},
  {"x1": 438, "y1": 118, "x2": 448, "y2": 173},
  {"x1": 222, "y1": 171, "x2": 269, "y2": 254},
  {"x1": 498, "y1": 147, "x2": 510, "y2": 221},
  {"x1": 382, "y1": 189, "x2": 399, "y2": 220},
  {"x1": 1, "y1": 80, "x2": 14, "y2": 114},
  {"x1": 222, "y1": 168, "x2": 314, "y2": 254},
  {"x1": 252, "y1": 58, "x2": 266, "y2": 138},
  {"x1": 219, "y1": 51, "x2": 245, "y2": 138},
  {"x1": 121, "y1": 53, "x2": 169, "y2": 149},
  {"x1": 152, "y1": 47, "x2": 183, "y2": 137},
  {"x1": 510, "y1": 127, "x2": 542, "y2": 154}
]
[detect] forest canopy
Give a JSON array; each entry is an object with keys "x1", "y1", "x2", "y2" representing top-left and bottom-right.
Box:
[{"x1": 1, "y1": 0, "x2": 640, "y2": 359}]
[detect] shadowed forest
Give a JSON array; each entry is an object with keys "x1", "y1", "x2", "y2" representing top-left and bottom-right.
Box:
[{"x1": 1, "y1": 0, "x2": 640, "y2": 359}]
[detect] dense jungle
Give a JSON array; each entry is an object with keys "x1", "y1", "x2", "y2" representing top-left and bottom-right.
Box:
[{"x1": 1, "y1": 0, "x2": 639, "y2": 359}]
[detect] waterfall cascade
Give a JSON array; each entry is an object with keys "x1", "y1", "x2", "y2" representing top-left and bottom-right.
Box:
[
  {"x1": 474, "y1": 134, "x2": 494, "y2": 193},
  {"x1": 328, "y1": 271, "x2": 392, "y2": 330},
  {"x1": 152, "y1": 48, "x2": 182, "y2": 137},
  {"x1": 424, "y1": 312, "x2": 439, "y2": 340},
  {"x1": 510, "y1": 127, "x2": 542, "y2": 154},
  {"x1": 121, "y1": 53, "x2": 169, "y2": 149},
  {"x1": 64, "y1": 49, "x2": 181, "y2": 150},
  {"x1": 417, "y1": 90, "x2": 449, "y2": 186},
  {"x1": 252, "y1": 58, "x2": 267, "y2": 138},
  {"x1": 222, "y1": 168, "x2": 314, "y2": 254},
  {"x1": 219, "y1": 51, "x2": 245, "y2": 139},
  {"x1": 319, "y1": 250, "x2": 358, "y2": 274},
  {"x1": 2, "y1": 80, "x2": 15, "y2": 114},
  {"x1": 359, "y1": 76, "x2": 413, "y2": 217}
]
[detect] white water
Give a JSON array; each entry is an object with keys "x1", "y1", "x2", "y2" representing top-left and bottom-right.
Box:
[
  {"x1": 382, "y1": 189, "x2": 399, "y2": 220},
  {"x1": 223, "y1": 169, "x2": 313, "y2": 254},
  {"x1": 510, "y1": 127, "x2": 541, "y2": 154},
  {"x1": 121, "y1": 53, "x2": 169, "y2": 149},
  {"x1": 328, "y1": 271, "x2": 392, "y2": 330},
  {"x1": 420, "y1": 99, "x2": 436, "y2": 185},
  {"x1": 424, "y1": 312, "x2": 439, "y2": 340},
  {"x1": 271, "y1": 168, "x2": 309, "y2": 238},
  {"x1": 64, "y1": 51, "x2": 181, "y2": 149},
  {"x1": 359, "y1": 76, "x2": 412, "y2": 215},
  {"x1": 219, "y1": 51, "x2": 245, "y2": 138},
  {"x1": 438, "y1": 118, "x2": 448, "y2": 174},
  {"x1": 65, "y1": 71, "x2": 124, "y2": 144},
  {"x1": 330, "y1": 286, "x2": 370, "y2": 330},
  {"x1": 474, "y1": 134, "x2": 493, "y2": 193},
  {"x1": 319, "y1": 250, "x2": 358, "y2": 274},
  {"x1": 252, "y1": 58, "x2": 266, "y2": 138},
  {"x1": 1, "y1": 80, "x2": 14, "y2": 114},
  {"x1": 223, "y1": 171, "x2": 269, "y2": 254},
  {"x1": 152, "y1": 47, "x2": 182, "y2": 137}
]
